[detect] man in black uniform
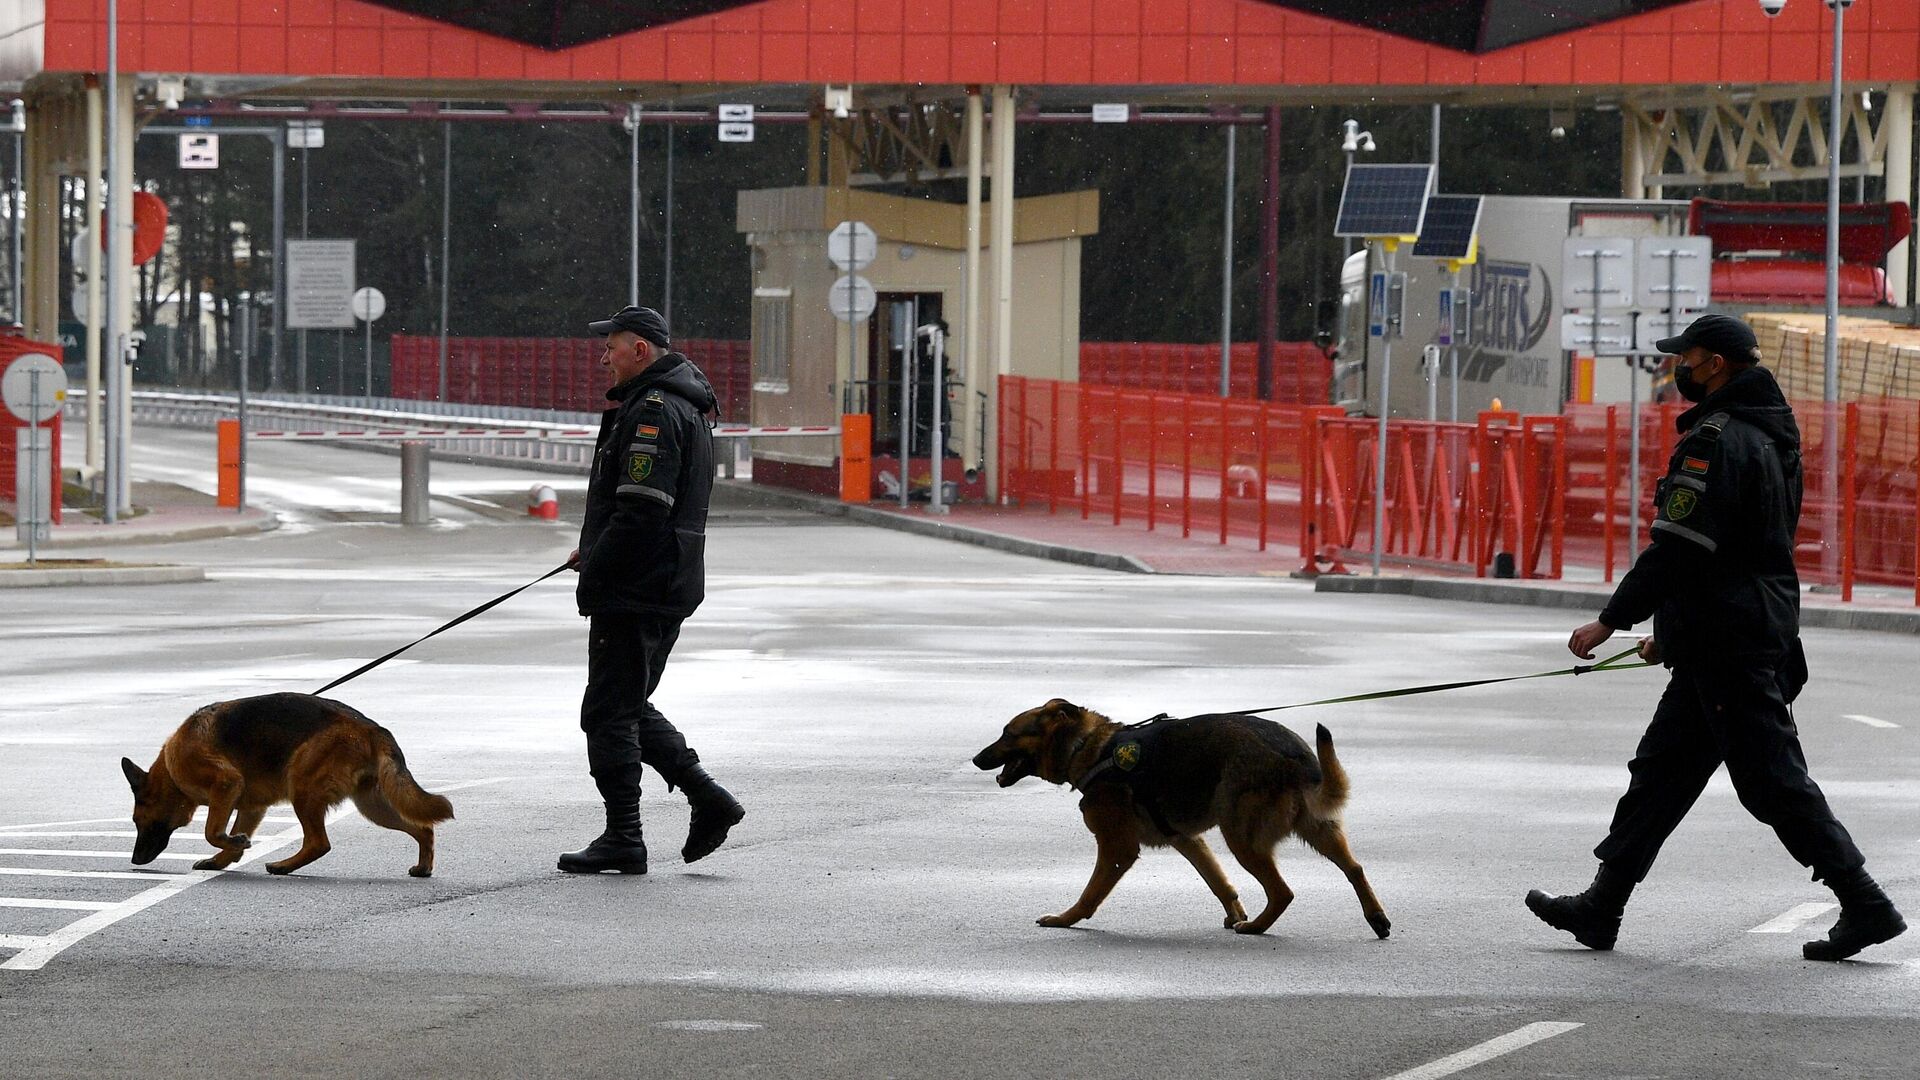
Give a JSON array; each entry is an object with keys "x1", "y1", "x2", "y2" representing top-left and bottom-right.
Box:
[
  {"x1": 1527, "y1": 313, "x2": 1904, "y2": 961},
  {"x1": 561, "y1": 305, "x2": 744, "y2": 875}
]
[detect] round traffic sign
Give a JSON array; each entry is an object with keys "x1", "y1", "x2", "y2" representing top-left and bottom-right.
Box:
[
  {"x1": 828, "y1": 221, "x2": 877, "y2": 272},
  {"x1": 829, "y1": 274, "x2": 876, "y2": 322},
  {"x1": 352, "y1": 286, "x2": 386, "y2": 323},
  {"x1": 2, "y1": 353, "x2": 68, "y2": 424}
]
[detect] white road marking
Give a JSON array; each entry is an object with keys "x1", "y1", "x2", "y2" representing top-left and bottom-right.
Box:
[
  {"x1": 1842, "y1": 714, "x2": 1901, "y2": 729},
  {"x1": 0, "y1": 866, "x2": 180, "y2": 880},
  {"x1": 655, "y1": 1020, "x2": 764, "y2": 1032},
  {"x1": 0, "y1": 849, "x2": 197, "y2": 861},
  {"x1": 430, "y1": 776, "x2": 519, "y2": 793},
  {"x1": 1748, "y1": 902, "x2": 1838, "y2": 933},
  {"x1": 0, "y1": 777, "x2": 514, "y2": 972},
  {"x1": 0, "y1": 817, "x2": 126, "y2": 833},
  {"x1": 0, "y1": 832, "x2": 142, "y2": 839},
  {"x1": 1376, "y1": 1022, "x2": 1585, "y2": 1080},
  {"x1": 0, "y1": 897, "x2": 117, "y2": 911}
]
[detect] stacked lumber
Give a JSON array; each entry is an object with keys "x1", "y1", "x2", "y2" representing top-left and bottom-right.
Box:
[{"x1": 1746, "y1": 312, "x2": 1920, "y2": 401}]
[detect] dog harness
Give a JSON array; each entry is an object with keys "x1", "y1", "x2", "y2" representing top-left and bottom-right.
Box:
[{"x1": 1069, "y1": 714, "x2": 1180, "y2": 835}]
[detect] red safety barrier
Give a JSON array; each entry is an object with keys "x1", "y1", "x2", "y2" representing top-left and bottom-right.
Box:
[
  {"x1": 387, "y1": 335, "x2": 752, "y2": 418},
  {"x1": 1080, "y1": 341, "x2": 1332, "y2": 405}
]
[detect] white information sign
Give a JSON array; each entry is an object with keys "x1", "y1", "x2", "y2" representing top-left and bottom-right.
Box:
[
  {"x1": 1561, "y1": 312, "x2": 1636, "y2": 356},
  {"x1": 718, "y1": 104, "x2": 755, "y2": 122},
  {"x1": 828, "y1": 220, "x2": 877, "y2": 272},
  {"x1": 2, "y1": 352, "x2": 66, "y2": 423},
  {"x1": 1635, "y1": 308, "x2": 1699, "y2": 355},
  {"x1": 179, "y1": 133, "x2": 219, "y2": 169},
  {"x1": 1634, "y1": 236, "x2": 1713, "y2": 311},
  {"x1": 286, "y1": 239, "x2": 357, "y2": 329},
  {"x1": 1092, "y1": 103, "x2": 1131, "y2": 123},
  {"x1": 829, "y1": 274, "x2": 877, "y2": 323},
  {"x1": 287, "y1": 120, "x2": 325, "y2": 149},
  {"x1": 1561, "y1": 236, "x2": 1635, "y2": 310},
  {"x1": 717, "y1": 122, "x2": 755, "y2": 143},
  {"x1": 352, "y1": 286, "x2": 387, "y2": 324}
]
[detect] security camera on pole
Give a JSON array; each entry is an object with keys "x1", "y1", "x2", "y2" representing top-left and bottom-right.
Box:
[{"x1": 353, "y1": 286, "x2": 386, "y2": 406}]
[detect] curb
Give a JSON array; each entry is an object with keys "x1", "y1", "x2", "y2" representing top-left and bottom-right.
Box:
[
  {"x1": 0, "y1": 511, "x2": 280, "y2": 550},
  {"x1": 714, "y1": 482, "x2": 1154, "y2": 574},
  {"x1": 0, "y1": 565, "x2": 207, "y2": 588},
  {"x1": 1313, "y1": 574, "x2": 1920, "y2": 635}
]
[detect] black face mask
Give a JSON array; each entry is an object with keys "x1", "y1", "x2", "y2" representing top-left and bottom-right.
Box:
[{"x1": 1672, "y1": 359, "x2": 1712, "y2": 402}]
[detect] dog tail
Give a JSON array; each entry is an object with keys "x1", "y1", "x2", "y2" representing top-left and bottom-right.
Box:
[
  {"x1": 374, "y1": 733, "x2": 454, "y2": 825},
  {"x1": 1304, "y1": 723, "x2": 1350, "y2": 819}
]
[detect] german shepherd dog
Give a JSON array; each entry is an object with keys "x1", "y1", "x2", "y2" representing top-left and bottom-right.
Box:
[
  {"x1": 973, "y1": 699, "x2": 1390, "y2": 938},
  {"x1": 121, "y1": 693, "x2": 454, "y2": 877}
]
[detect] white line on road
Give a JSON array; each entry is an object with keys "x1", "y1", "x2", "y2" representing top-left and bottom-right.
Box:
[
  {"x1": 1842, "y1": 714, "x2": 1901, "y2": 729},
  {"x1": 0, "y1": 866, "x2": 183, "y2": 880},
  {"x1": 0, "y1": 817, "x2": 126, "y2": 833},
  {"x1": 0, "y1": 897, "x2": 117, "y2": 911},
  {"x1": 0, "y1": 849, "x2": 197, "y2": 861},
  {"x1": 0, "y1": 832, "x2": 142, "y2": 839},
  {"x1": 0, "y1": 934, "x2": 53, "y2": 950},
  {"x1": 430, "y1": 776, "x2": 520, "y2": 793},
  {"x1": 1748, "y1": 902, "x2": 1838, "y2": 933},
  {"x1": 1377, "y1": 1022, "x2": 1585, "y2": 1080}
]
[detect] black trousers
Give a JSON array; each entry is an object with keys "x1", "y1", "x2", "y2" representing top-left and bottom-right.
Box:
[
  {"x1": 580, "y1": 612, "x2": 700, "y2": 806},
  {"x1": 1593, "y1": 663, "x2": 1864, "y2": 883}
]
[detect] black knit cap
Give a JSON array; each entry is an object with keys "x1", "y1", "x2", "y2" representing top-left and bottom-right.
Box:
[
  {"x1": 588, "y1": 305, "x2": 670, "y2": 349},
  {"x1": 1654, "y1": 312, "x2": 1760, "y2": 364}
]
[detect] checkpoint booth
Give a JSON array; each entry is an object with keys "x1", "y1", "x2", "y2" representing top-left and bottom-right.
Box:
[
  {"x1": 0, "y1": 331, "x2": 68, "y2": 528},
  {"x1": 737, "y1": 186, "x2": 1099, "y2": 501}
]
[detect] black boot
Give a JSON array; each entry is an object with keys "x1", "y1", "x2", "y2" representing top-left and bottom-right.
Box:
[
  {"x1": 557, "y1": 803, "x2": 647, "y2": 874},
  {"x1": 1526, "y1": 863, "x2": 1635, "y2": 951},
  {"x1": 679, "y1": 764, "x2": 745, "y2": 865},
  {"x1": 1804, "y1": 868, "x2": 1906, "y2": 961}
]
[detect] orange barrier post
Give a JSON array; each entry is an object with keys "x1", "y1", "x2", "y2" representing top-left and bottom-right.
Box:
[
  {"x1": 216, "y1": 418, "x2": 241, "y2": 508},
  {"x1": 839, "y1": 413, "x2": 872, "y2": 503}
]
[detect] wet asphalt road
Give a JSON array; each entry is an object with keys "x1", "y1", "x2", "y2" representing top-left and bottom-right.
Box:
[{"x1": 1, "y1": 430, "x2": 1917, "y2": 1078}]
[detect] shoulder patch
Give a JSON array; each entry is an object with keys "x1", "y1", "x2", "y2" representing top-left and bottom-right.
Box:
[
  {"x1": 627, "y1": 453, "x2": 654, "y2": 483},
  {"x1": 1681, "y1": 456, "x2": 1710, "y2": 475},
  {"x1": 1665, "y1": 488, "x2": 1698, "y2": 521},
  {"x1": 636, "y1": 424, "x2": 661, "y2": 439},
  {"x1": 1113, "y1": 742, "x2": 1142, "y2": 772}
]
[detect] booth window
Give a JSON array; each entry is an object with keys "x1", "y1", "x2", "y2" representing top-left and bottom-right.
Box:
[{"x1": 752, "y1": 288, "x2": 791, "y2": 393}]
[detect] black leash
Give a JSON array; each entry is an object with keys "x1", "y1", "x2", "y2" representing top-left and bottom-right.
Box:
[
  {"x1": 315, "y1": 561, "x2": 574, "y2": 695},
  {"x1": 1235, "y1": 645, "x2": 1652, "y2": 716}
]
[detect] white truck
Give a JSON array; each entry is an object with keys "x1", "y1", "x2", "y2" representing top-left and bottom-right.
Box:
[{"x1": 1332, "y1": 195, "x2": 1692, "y2": 419}]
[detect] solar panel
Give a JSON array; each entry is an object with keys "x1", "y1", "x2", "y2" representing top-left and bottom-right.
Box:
[
  {"x1": 1334, "y1": 163, "x2": 1434, "y2": 239},
  {"x1": 1412, "y1": 194, "x2": 1484, "y2": 261}
]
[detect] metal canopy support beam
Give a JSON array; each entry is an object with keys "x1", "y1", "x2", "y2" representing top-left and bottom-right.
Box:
[
  {"x1": 1623, "y1": 90, "x2": 1891, "y2": 190},
  {"x1": 1886, "y1": 86, "x2": 1914, "y2": 307},
  {"x1": 963, "y1": 88, "x2": 984, "y2": 477},
  {"x1": 989, "y1": 84, "x2": 1015, "y2": 501},
  {"x1": 84, "y1": 82, "x2": 101, "y2": 480}
]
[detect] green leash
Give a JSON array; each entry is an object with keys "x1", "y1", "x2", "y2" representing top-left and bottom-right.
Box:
[{"x1": 1236, "y1": 645, "x2": 1652, "y2": 716}]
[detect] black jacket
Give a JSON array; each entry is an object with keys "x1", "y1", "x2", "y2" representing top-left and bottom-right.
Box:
[
  {"x1": 576, "y1": 352, "x2": 716, "y2": 618},
  {"x1": 1599, "y1": 365, "x2": 1804, "y2": 674}
]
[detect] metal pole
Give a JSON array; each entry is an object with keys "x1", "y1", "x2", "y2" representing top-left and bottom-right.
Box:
[
  {"x1": 628, "y1": 104, "x2": 640, "y2": 306},
  {"x1": 237, "y1": 295, "x2": 250, "y2": 511},
  {"x1": 1342, "y1": 149, "x2": 1355, "y2": 265},
  {"x1": 1629, "y1": 357, "x2": 1642, "y2": 557},
  {"x1": 929, "y1": 323, "x2": 946, "y2": 514},
  {"x1": 270, "y1": 128, "x2": 284, "y2": 392},
  {"x1": 25, "y1": 367, "x2": 39, "y2": 563},
  {"x1": 364, "y1": 317, "x2": 373, "y2": 405},
  {"x1": 1220, "y1": 124, "x2": 1236, "y2": 398},
  {"x1": 1430, "y1": 103, "x2": 1441, "y2": 188},
  {"x1": 298, "y1": 131, "x2": 308, "y2": 394},
  {"x1": 1371, "y1": 243, "x2": 1394, "y2": 577},
  {"x1": 437, "y1": 120, "x2": 450, "y2": 402},
  {"x1": 1257, "y1": 106, "x2": 1279, "y2": 400},
  {"x1": 9, "y1": 101, "x2": 20, "y2": 322},
  {"x1": 1822, "y1": 1, "x2": 1846, "y2": 581},
  {"x1": 1449, "y1": 268, "x2": 1460, "y2": 423},
  {"x1": 103, "y1": 0, "x2": 120, "y2": 522},
  {"x1": 900, "y1": 302, "x2": 911, "y2": 509},
  {"x1": 663, "y1": 119, "x2": 675, "y2": 326}
]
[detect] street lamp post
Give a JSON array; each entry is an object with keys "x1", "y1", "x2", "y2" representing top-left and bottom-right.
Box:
[{"x1": 1339, "y1": 119, "x2": 1375, "y2": 265}]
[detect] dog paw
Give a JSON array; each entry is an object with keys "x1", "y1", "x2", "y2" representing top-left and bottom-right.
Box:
[
  {"x1": 1222, "y1": 903, "x2": 1248, "y2": 928},
  {"x1": 1231, "y1": 919, "x2": 1268, "y2": 935},
  {"x1": 264, "y1": 861, "x2": 295, "y2": 876},
  {"x1": 1036, "y1": 913, "x2": 1078, "y2": 928},
  {"x1": 230, "y1": 833, "x2": 251, "y2": 848},
  {"x1": 408, "y1": 865, "x2": 432, "y2": 878},
  {"x1": 192, "y1": 857, "x2": 228, "y2": 871},
  {"x1": 1368, "y1": 913, "x2": 1392, "y2": 939}
]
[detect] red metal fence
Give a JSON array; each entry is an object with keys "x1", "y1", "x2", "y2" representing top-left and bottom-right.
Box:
[
  {"x1": 1079, "y1": 341, "x2": 1332, "y2": 404},
  {"x1": 389, "y1": 335, "x2": 752, "y2": 418},
  {"x1": 1001, "y1": 375, "x2": 1920, "y2": 601}
]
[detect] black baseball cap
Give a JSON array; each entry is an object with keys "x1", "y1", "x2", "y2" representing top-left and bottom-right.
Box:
[
  {"x1": 1654, "y1": 312, "x2": 1760, "y2": 364},
  {"x1": 588, "y1": 305, "x2": 670, "y2": 349}
]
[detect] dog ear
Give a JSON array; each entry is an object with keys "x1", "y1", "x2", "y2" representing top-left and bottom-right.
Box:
[
  {"x1": 121, "y1": 757, "x2": 146, "y2": 793},
  {"x1": 1044, "y1": 698, "x2": 1077, "y2": 713}
]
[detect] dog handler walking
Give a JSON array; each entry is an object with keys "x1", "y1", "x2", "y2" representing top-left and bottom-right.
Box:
[
  {"x1": 1528, "y1": 313, "x2": 1904, "y2": 960},
  {"x1": 562, "y1": 305, "x2": 745, "y2": 874}
]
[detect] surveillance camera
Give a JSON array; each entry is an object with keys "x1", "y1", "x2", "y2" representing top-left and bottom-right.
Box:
[
  {"x1": 1757, "y1": 0, "x2": 1786, "y2": 16},
  {"x1": 1359, "y1": 133, "x2": 1377, "y2": 152},
  {"x1": 156, "y1": 76, "x2": 185, "y2": 110}
]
